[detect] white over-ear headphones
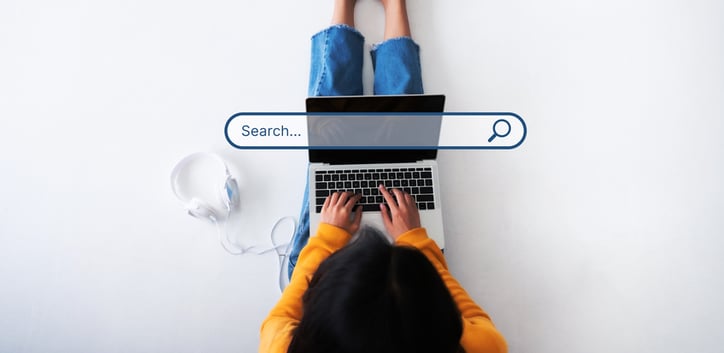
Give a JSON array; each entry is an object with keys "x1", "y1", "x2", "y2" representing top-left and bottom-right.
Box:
[{"x1": 170, "y1": 152, "x2": 239, "y2": 223}]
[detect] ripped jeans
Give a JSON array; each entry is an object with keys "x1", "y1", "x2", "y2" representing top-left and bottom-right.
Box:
[{"x1": 288, "y1": 24, "x2": 424, "y2": 278}]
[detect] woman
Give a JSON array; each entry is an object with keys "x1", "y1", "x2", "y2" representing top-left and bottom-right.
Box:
[{"x1": 261, "y1": 1, "x2": 507, "y2": 352}]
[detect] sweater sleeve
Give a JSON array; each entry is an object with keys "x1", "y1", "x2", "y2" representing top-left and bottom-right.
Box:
[
  {"x1": 395, "y1": 228, "x2": 508, "y2": 353},
  {"x1": 259, "y1": 223, "x2": 352, "y2": 353}
]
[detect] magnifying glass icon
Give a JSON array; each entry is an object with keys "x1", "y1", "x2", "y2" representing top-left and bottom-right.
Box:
[{"x1": 488, "y1": 119, "x2": 511, "y2": 143}]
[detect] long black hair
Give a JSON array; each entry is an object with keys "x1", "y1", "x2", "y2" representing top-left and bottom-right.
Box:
[{"x1": 288, "y1": 226, "x2": 463, "y2": 353}]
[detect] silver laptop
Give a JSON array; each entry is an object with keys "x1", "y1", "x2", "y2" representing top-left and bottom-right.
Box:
[{"x1": 306, "y1": 94, "x2": 446, "y2": 249}]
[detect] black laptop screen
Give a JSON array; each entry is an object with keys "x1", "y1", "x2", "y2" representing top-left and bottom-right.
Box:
[{"x1": 305, "y1": 95, "x2": 445, "y2": 164}]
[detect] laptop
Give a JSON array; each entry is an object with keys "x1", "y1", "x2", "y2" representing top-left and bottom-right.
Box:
[{"x1": 306, "y1": 94, "x2": 446, "y2": 249}]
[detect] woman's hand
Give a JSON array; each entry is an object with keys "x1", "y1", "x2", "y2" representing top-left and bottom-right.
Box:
[
  {"x1": 320, "y1": 191, "x2": 363, "y2": 234},
  {"x1": 379, "y1": 184, "x2": 421, "y2": 240}
]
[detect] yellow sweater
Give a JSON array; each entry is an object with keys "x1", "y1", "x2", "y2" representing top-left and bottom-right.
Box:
[{"x1": 259, "y1": 223, "x2": 508, "y2": 353}]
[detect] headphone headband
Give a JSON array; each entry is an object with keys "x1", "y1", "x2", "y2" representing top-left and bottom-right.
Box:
[
  {"x1": 170, "y1": 152, "x2": 238, "y2": 223},
  {"x1": 170, "y1": 152, "x2": 231, "y2": 204}
]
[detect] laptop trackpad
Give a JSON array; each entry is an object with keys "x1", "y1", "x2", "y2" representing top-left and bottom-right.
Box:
[{"x1": 357, "y1": 212, "x2": 394, "y2": 243}]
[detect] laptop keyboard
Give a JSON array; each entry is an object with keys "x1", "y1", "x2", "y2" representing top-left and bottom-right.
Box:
[{"x1": 314, "y1": 167, "x2": 435, "y2": 213}]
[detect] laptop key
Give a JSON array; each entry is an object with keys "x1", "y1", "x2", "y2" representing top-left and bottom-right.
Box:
[
  {"x1": 417, "y1": 194, "x2": 434, "y2": 202},
  {"x1": 427, "y1": 202, "x2": 435, "y2": 210},
  {"x1": 362, "y1": 204, "x2": 380, "y2": 212},
  {"x1": 316, "y1": 190, "x2": 329, "y2": 197},
  {"x1": 418, "y1": 203, "x2": 427, "y2": 210}
]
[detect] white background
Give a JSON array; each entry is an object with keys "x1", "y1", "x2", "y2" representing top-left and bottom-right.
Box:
[{"x1": 1, "y1": 0, "x2": 723, "y2": 352}]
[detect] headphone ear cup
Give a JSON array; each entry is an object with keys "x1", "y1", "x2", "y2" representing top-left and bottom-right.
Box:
[
  {"x1": 186, "y1": 198, "x2": 217, "y2": 222},
  {"x1": 222, "y1": 177, "x2": 239, "y2": 210}
]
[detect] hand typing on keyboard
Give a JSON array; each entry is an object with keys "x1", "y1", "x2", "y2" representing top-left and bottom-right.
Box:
[
  {"x1": 319, "y1": 186, "x2": 421, "y2": 240},
  {"x1": 319, "y1": 191, "x2": 363, "y2": 235},
  {"x1": 379, "y1": 185, "x2": 422, "y2": 240}
]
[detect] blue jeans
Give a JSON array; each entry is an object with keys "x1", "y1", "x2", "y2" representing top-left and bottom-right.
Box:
[{"x1": 288, "y1": 24, "x2": 424, "y2": 278}]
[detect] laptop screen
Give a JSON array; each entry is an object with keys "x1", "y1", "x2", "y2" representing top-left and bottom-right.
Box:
[{"x1": 305, "y1": 95, "x2": 445, "y2": 164}]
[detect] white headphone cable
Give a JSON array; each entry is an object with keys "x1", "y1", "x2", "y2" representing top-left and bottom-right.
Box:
[{"x1": 213, "y1": 212, "x2": 296, "y2": 292}]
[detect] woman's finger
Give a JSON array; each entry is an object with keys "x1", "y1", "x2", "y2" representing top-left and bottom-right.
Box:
[
  {"x1": 336, "y1": 191, "x2": 351, "y2": 206},
  {"x1": 379, "y1": 184, "x2": 398, "y2": 211},
  {"x1": 380, "y1": 203, "x2": 393, "y2": 232},
  {"x1": 392, "y1": 188, "x2": 406, "y2": 211},
  {"x1": 404, "y1": 192, "x2": 415, "y2": 209},
  {"x1": 345, "y1": 193, "x2": 362, "y2": 209},
  {"x1": 323, "y1": 194, "x2": 331, "y2": 210},
  {"x1": 329, "y1": 191, "x2": 340, "y2": 206}
]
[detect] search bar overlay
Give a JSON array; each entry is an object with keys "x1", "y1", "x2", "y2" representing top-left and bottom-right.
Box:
[{"x1": 225, "y1": 112, "x2": 526, "y2": 149}]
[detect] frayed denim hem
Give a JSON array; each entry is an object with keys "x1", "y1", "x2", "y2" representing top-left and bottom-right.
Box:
[
  {"x1": 370, "y1": 36, "x2": 420, "y2": 52},
  {"x1": 311, "y1": 24, "x2": 365, "y2": 41}
]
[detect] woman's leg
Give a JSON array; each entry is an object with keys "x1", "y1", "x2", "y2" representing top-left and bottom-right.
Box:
[
  {"x1": 382, "y1": 0, "x2": 411, "y2": 40},
  {"x1": 289, "y1": 0, "x2": 365, "y2": 279},
  {"x1": 331, "y1": 0, "x2": 356, "y2": 28},
  {"x1": 372, "y1": 0, "x2": 423, "y2": 95}
]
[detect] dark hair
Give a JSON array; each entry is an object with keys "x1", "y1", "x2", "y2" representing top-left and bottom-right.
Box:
[{"x1": 288, "y1": 226, "x2": 463, "y2": 353}]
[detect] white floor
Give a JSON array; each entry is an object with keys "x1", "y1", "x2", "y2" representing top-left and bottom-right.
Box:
[{"x1": 2, "y1": 0, "x2": 723, "y2": 352}]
